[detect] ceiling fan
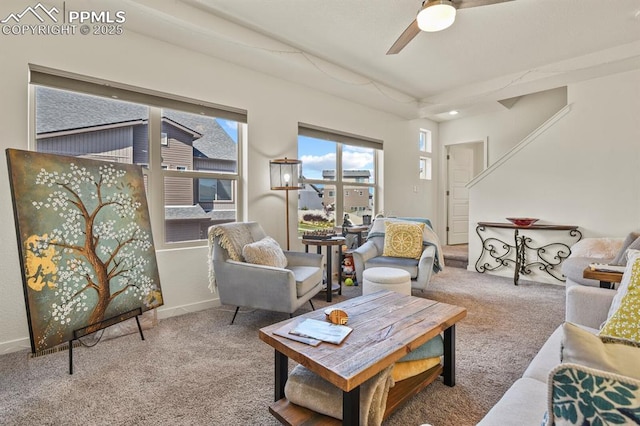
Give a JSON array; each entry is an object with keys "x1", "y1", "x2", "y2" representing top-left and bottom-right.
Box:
[{"x1": 387, "y1": 0, "x2": 514, "y2": 55}]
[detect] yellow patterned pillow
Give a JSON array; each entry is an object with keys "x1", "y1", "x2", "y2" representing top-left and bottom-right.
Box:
[
  {"x1": 599, "y1": 258, "x2": 640, "y2": 347},
  {"x1": 382, "y1": 221, "x2": 425, "y2": 260}
]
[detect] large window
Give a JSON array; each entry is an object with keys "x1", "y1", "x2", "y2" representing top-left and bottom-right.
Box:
[
  {"x1": 297, "y1": 123, "x2": 381, "y2": 235},
  {"x1": 31, "y1": 67, "x2": 245, "y2": 247}
]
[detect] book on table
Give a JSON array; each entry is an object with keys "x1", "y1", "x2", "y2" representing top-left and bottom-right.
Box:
[
  {"x1": 289, "y1": 318, "x2": 353, "y2": 345},
  {"x1": 588, "y1": 263, "x2": 626, "y2": 273}
]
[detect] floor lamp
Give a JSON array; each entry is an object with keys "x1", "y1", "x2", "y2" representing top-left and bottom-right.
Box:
[{"x1": 269, "y1": 158, "x2": 303, "y2": 250}]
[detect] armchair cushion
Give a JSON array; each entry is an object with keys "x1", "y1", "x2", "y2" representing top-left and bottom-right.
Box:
[
  {"x1": 365, "y1": 255, "x2": 419, "y2": 279},
  {"x1": 382, "y1": 221, "x2": 425, "y2": 259},
  {"x1": 242, "y1": 237, "x2": 287, "y2": 268}
]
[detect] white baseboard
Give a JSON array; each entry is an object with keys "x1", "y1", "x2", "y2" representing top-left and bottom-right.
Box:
[
  {"x1": 0, "y1": 299, "x2": 222, "y2": 356},
  {"x1": 156, "y1": 298, "x2": 220, "y2": 320},
  {"x1": 1, "y1": 336, "x2": 32, "y2": 355}
]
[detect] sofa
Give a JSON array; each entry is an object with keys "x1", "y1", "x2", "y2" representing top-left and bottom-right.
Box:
[{"x1": 478, "y1": 256, "x2": 640, "y2": 425}]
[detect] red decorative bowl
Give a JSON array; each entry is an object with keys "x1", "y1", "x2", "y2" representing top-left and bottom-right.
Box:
[{"x1": 506, "y1": 217, "x2": 539, "y2": 227}]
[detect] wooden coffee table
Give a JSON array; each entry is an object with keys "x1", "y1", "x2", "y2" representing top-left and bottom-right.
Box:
[{"x1": 259, "y1": 290, "x2": 467, "y2": 425}]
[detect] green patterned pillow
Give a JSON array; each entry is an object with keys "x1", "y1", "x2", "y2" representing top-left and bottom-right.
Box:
[
  {"x1": 382, "y1": 221, "x2": 425, "y2": 260},
  {"x1": 599, "y1": 258, "x2": 640, "y2": 347},
  {"x1": 546, "y1": 363, "x2": 640, "y2": 425}
]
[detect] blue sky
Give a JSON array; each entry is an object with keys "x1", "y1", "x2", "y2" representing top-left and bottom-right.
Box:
[
  {"x1": 299, "y1": 136, "x2": 374, "y2": 180},
  {"x1": 216, "y1": 118, "x2": 238, "y2": 142}
]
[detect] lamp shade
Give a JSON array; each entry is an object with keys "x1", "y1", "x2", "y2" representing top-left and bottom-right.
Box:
[
  {"x1": 417, "y1": 0, "x2": 456, "y2": 32},
  {"x1": 269, "y1": 158, "x2": 303, "y2": 190}
]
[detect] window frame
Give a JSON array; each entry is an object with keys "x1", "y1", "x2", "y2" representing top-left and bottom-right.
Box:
[
  {"x1": 419, "y1": 128, "x2": 432, "y2": 153},
  {"x1": 29, "y1": 65, "x2": 246, "y2": 249},
  {"x1": 297, "y1": 123, "x2": 382, "y2": 231},
  {"x1": 419, "y1": 128, "x2": 433, "y2": 181}
]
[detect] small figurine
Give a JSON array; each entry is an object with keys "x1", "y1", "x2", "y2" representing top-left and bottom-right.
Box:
[
  {"x1": 342, "y1": 213, "x2": 353, "y2": 236},
  {"x1": 343, "y1": 256, "x2": 354, "y2": 276}
]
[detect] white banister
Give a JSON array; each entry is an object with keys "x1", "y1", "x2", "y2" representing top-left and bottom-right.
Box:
[{"x1": 466, "y1": 103, "x2": 573, "y2": 188}]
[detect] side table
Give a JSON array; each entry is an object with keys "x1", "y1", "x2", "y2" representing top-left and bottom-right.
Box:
[
  {"x1": 302, "y1": 237, "x2": 345, "y2": 302},
  {"x1": 582, "y1": 267, "x2": 623, "y2": 290}
]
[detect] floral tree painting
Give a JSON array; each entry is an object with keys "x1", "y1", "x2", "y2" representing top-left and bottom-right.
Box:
[{"x1": 6, "y1": 149, "x2": 163, "y2": 353}]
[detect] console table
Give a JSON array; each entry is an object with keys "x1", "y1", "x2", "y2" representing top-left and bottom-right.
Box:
[{"x1": 475, "y1": 222, "x2": 582, "y2": 285}]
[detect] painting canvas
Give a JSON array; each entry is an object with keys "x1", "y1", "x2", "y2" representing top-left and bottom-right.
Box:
[{"x1": 6, "y1": 149, "x2": 163, "y2": 353}]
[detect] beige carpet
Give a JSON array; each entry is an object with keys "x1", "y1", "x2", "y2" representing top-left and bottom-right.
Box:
[{"x1": 0, "y1": 267, "x2": 565, "y2": 426}]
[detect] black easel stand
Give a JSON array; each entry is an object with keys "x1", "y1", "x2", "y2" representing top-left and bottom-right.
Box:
[{"x1": 68, "y1": 307, "x2": 145, "y2": 374}]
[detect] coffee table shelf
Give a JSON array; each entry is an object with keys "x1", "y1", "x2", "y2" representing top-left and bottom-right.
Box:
[{"x1": 268, "y1": 364, "x2": 443, "y2": 425}]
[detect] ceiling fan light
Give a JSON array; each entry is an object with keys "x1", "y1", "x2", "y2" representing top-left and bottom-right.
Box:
[{"x1": 417, "y1": 0, "x2": 456, "y2": 32}]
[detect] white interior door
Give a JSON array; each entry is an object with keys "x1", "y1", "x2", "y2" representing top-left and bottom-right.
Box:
[{"x1": 447, "y1": 145, "x2": 474, "y2": 245}]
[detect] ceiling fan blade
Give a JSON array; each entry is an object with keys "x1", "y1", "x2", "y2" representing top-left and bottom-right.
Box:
[
  {"x1": 454, "y1": 0, "x2": 514, "y2": 10},
  {"x1": 386, "y1": 19, "x2": 420, "y2": 55}
]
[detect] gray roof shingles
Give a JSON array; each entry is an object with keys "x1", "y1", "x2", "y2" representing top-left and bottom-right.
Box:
[{"x1": 36, "y1": 86, "x2": 237, "y2": 161}]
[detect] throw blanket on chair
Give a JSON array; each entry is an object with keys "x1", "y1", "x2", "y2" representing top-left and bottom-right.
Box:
[
  {"x1": 368, "y1": 217, "x2": 445, "y2": 273},
  {"x1": 207, "y1": 223, "x2": 254, "y2": 292}
]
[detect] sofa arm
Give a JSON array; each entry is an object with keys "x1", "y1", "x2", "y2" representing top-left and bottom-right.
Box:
[
  {"x1": 566, "y1": 285, "x2": 616, "y2": 329},
  {"x1": 352, "y1": 240, "x2": 380, "y2": 285},
  {"x1": 413, "y1": 245, "x2": 436, "y2": 291}
]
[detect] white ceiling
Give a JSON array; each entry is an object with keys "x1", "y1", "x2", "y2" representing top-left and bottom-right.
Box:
[{"x1": 118, "y1": 0, "x2": 640, "y2": 120}]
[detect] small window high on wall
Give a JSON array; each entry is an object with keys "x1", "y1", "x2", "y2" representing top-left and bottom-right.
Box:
[
  {"x1": 297, "y1": 123, "x2": 382, "y2": 235},
  {"x1": 31, "y1": 66, "x2": 246, "y2": 247},
  {"x1": 419, "y1": 128, "x2": 432, "y2": 180}
]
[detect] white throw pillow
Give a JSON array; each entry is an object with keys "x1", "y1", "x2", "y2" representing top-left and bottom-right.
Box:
[
  {"x1": 561, "y1": 322, "x2": 640, "y2": 380},
  {"x1": 242, "y1": 237, "x2": 288, "y2": 268}
]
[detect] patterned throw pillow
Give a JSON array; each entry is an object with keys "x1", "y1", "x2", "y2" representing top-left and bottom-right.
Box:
[
  {"x1": 382, "y1": 221, "x2": 425, "y2": 260},
  {"x1": 242, "y1": 237, "x2": 288, "y2": 268},
  {"x1": 599, "y1": 257, "x2": 640, "y2": 347},
  {"x1": 545, "y1": 363, "x2": 640, "y2": 426}
]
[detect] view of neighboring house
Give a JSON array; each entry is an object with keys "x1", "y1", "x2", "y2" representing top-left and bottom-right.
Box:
[
  {"x1": 321, "y1": 169, "x2": 372, "y2": 213},
  {"x1": 35, "y1": 87, "x2": 237, "y2": 242},
  {"x1": 298, "y1": 181, "x2": 324, "y2": 211}
]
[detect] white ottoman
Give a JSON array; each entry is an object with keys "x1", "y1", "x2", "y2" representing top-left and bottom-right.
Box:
[{"x1": 362, "y1": 267, "x2": 411, "y2": 296}]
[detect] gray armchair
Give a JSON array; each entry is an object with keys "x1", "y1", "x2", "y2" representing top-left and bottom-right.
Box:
[
  {"x1": 351, "y1": 217, "x2": 442, "y2": 292},
  {"x1": 209, "y1": 222, "x2": 323, "y2": 324}
]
